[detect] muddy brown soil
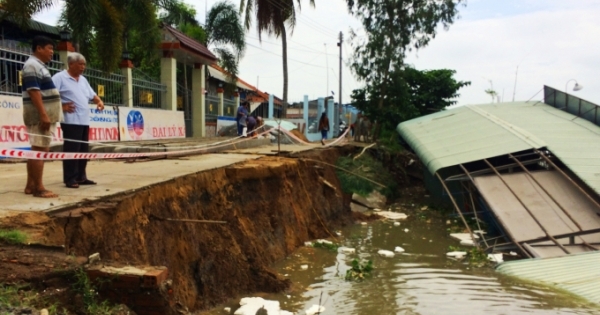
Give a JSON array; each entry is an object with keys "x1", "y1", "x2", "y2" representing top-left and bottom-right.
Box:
[{"x1": 0, "y1": 146, "x2": 423, "y2": 314}]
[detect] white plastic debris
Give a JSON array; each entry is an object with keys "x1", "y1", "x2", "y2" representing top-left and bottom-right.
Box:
[
  {"x1": 224, "y1": 307, "x2": 231, "y2": 312},
  {"x1": 460, "y1": 239, "x2": 477, "y2": 247},
  {"x1": 394, "y1": 246, "x2": 405, "y2": 253},
  {"x1": 340, "y1": 247, "x2": 356, "y2": 254},
  {"x1": 40, "y1": 310, "x2": 49, "y2": 315},
  {"x1": 316, "y1": 239, "x2": 333, "y2": 245},
  {"x1": 300, "y1": 265, "x2": 309, "y2": 270},
  {"x1": 473, "y1": 230, "x2": 487, "y2": 235},
  {"x1": 377, "y1": 211, "x2": 408, "y2": 220},
  {"x1": 88, "y1": 253, "x2": 100, "y2": 264},
  {"x1": 420, "y1": 206, "x2": 428, "y2": 211},
  {"x1": 373, "y1": 208, "x2": 382, "y2": 212},
  {"x1": 335, "y1": 231, "x2": 342, "y2": 236},
  {"x1": 446, "y1": 251, "x2": 467, "y2": 259},
  {"x1": 361, "y1": 222, "x2": 368, "y2": 225},
  {"x1": 378, "y1": 250, "x2": 395, "y2": 258},
  {"x1": 510, "y1": 251, "x2": 518, "y2": 256},
  {"x1": 304, "y1": 241, "x2": 313, "y2": 247},
  {"x1": 450, "y1": 233, "x2": 480, "y2": 241},
  {"x1": 235, "y1": 297, "x2": 293, "y2": 315},
  {"x1": 393, "y1": 222, "x2": 401, "y2": 226},
  {"x1": 404, "y1": 228, "x2": 409, "y2": 233},
  {"x1": 488, "y1": 253, "x2": 504, "y2": 263},
  {"x1": 305, "y1": 305, "x2": 326, "y2": 315}
]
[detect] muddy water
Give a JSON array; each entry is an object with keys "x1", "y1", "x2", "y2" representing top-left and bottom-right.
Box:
[{"x1": 202, "y1": 211, "x2": 599, "y2": 315}]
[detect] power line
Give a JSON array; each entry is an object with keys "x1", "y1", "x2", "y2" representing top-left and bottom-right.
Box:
[
  {"x1": 244, "y1": 42, "x2": 325, "y2": 68},
  {"x1": 245, "y1": 35, "x2": 339, "y2": 56}
]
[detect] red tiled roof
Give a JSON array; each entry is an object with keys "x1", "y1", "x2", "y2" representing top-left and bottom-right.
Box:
[
  {"x1": 210, "y1": 64, "x2": 282, "y2": 105},
  {"x1": 162, "y1": 24, "x2": 217, "y2": 61}
]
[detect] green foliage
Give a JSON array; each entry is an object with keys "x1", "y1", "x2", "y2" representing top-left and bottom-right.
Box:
[
  {"x1": 468, "y1": 248, "x2": 491, "y2": 268},
  {"x1": 336, "y1": 154, "x2": 395, "y2": 197},
  {"x1": 377, "y1": 127, "x2": 405, "y2": 154},
  {"x1": 72, "y1": 268, "x2": 116, "y2": 314},
  {"x1": 345, "y1": 259, "x2": 373, "y2": 281},
  {"x1": 346, "y1": 0, "x2": 468, "y2": 138},
  {"x1": 312, "y1": 241, "x2": 340, "y2": 252},
  {"x1": 0, "y1": 229, "x2": 27, "y2": 244}
]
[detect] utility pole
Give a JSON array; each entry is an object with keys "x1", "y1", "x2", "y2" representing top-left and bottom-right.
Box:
[
  {"x1": 324, "y1": 43, "x2": 329, "y2": 100},
  {"x1": 337, "y1": 32, "x2": 346, "y2": 135}
]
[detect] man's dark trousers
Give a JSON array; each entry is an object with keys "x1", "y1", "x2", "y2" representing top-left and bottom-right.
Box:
[{"x1": 61, "y1": 123, "x2": 89, "y2": 184}]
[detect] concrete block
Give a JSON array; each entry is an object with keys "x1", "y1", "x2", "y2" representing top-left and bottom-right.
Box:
[{"x1": 142, "y1": 268, "x2": 169, "y2": 288}]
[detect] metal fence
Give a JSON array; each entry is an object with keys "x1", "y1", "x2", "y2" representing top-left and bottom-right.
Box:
[
  {"x1": 132, "y1": 69, "x2": 165, "y2": 109},
  {"x1": 544, "y1": 85, "x2": 600, "y2": 126},
  {"x1": 205, "y1": 95, "x2": 219, "y2": 119},
  {"x1": 223, "y1": 98, "x2": 236, "y2": 117},
  {"x1": 0, "y1": 40, "x2": 63, "y2": 96},
  {"x1": 84, "y1": 68, "x2": 124, "y2": 107}
]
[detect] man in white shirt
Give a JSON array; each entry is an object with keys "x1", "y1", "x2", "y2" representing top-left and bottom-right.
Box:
[{"x1": 52, "y1": 53, "x2": 104, "y2": 188}]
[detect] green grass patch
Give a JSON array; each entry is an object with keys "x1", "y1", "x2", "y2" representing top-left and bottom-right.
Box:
[
  {"x1": 336, "y1": 154, "x2": 396, "y2": 197},
  {"x1": 345, "y1": 259, "x2": 373, "y2": 281},
  {"x1": 312, "y1": 241, "x2": 340, "y2": 252},
  {"x1": 72, "y1": 268, "x2": 119, "y2": 315},
  {"x1": 377, "y1": 127, "x2": 405, "y2": 154},
  {"x1": 0, "y1": 229, "x2": 27, "y2": 244}
]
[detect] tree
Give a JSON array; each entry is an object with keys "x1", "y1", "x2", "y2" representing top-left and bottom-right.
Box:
[
  {"x1": 345, "y1": 0, "x2": 466, "y2": 138},
  {"x1": 239, "y1": 0, "x2": 315, "y2": 105},
  {"x1": 351, "y1": 67, "x2": 470, "y2": 130}
]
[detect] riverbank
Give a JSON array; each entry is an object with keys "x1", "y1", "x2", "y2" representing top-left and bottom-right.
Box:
[{"x1": 0, "y1": 144, "x2": 372, "y2": 314}]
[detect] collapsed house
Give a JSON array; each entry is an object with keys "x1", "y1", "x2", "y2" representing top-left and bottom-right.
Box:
[{"x1": 397, "y1": 86, "x2": 600, "y2": 259}]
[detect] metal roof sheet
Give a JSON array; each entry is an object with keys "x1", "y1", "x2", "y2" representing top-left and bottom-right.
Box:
[
  {"x1": 496, "y1": 251, "x2": 600, "y2": 305},
  {"x1": 397, "y1": 101, "x2": 600, "y2": 195}
]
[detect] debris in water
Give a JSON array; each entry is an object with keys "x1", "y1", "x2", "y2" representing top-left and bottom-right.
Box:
[
  {"x1": 300, "y1": 265, "x2": 309, "y2": 270},
  {"x1": 335, "y1": 231, "x2": 342, "y2": 236},
  {"x1": 305, "y1": 305, "x2": 326, "y2": 315},
  {"x1": 420, "y1": 206, "x2": 428, "y2": 211},
  {"x1": 450, "y1": 233, "x2": 480, "y2": 241},
  {"x1": 224, "y1": 307, "x2": 231, "y2": 312},
  {"x1": 316, "y1": 239, "x2": 333, "y2": 245},
  {"x1": 88, "y1": 253, "x2": 100, "y2": 264},
  {"x1": 473, "y1": 230, "x2": 487, "y2": 235},
  {"x1": 510, "y1": 251, "x2": 518, "y2": 256},
  {"x1": 393, "y1": 222, "x2": 401, "y2": 226},
  {"x1": 488, "y1": 253, "x2": 504, "y2": 263},
  {"x1": 377, "y1": 250, "x2": 395, "y2": 258},
  {"x1": 361, "y1": 222, "x2": 367, "y2": 225},
  {"x1": 234, "y1": 297, "x2": 293, "y2": 315},
  {"x1": 404, "y1": 228, "x2": 409, "y2": 232},
  {"x1": 460, "y1": 239, "x2": 477, "y2": 247},
  {"x1": 340, "y1": 247, "x2": 356, "y2": 254},
  {"x1": 377, "y1": 211, "x2": 408, "y2": 220},
  {"x1": 304, "y1": 241, "x2": 313, "y2": 247},
  {"x1": 394, "y1": 246, "x2": 405, "y2": 253},
  {"x1": 446, "y1": 251, "x2": 467, "y2": 259}
]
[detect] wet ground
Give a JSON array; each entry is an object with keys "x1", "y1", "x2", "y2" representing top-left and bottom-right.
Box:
[{"x1": 200, "y1": 205, "x2": 600, "y2": 315}]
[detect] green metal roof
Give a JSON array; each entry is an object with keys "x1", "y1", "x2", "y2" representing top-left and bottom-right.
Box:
[
  {"x1": 397, "y1": 101, "x2": 600, "y2": 195},
  {"x1": 1, "y1": 12, "x2": 60, "y2": 36},
  {"x1": 496, "y1": 251, "x2": 600, "y2": 305}
]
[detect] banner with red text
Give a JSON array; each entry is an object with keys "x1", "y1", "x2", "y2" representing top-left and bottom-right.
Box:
[
  {"x1": 0, "y1": 95, "x2": 119, "y2": 148},
  {"x1": 118, "y1": 107, "x2": 185, "y2": 141}
]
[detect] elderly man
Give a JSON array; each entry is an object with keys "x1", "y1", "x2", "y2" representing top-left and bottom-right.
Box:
[
  {"x1": 22, "y1": 36, "x2": 61, "y2": 198},
  {"x1": 52, "y1": 52, "x2": 104, "y2": 188}
]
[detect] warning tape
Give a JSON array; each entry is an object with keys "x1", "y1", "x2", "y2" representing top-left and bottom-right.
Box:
[{"x1": 0, "y1": 128, "x2": 273, "y2": 160}]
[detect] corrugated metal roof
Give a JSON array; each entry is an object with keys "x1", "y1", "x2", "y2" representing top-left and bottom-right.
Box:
[
  {"x1": 496, "y1": 251, "x2": 600, "y2": 305},
  {"x1": 396, "y1": 101, "x2": 600, "y2": 195}
]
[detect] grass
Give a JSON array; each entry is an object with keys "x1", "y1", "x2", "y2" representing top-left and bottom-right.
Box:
[
  {"x1": 72, "y1": 268, "x2": 118, "y2": 315},
  {"x1": 345, "y1": 259, "x2": 373, "y2": 281},
  {"x1": 312, "y1": 241, "x2": 340, "y2": 252},
  {"x1": 336, "y1": 154, "x2": 396, "y2": 198},
  {"x1": 0, "y1": 229, "x2": 27, "y2": 244}
]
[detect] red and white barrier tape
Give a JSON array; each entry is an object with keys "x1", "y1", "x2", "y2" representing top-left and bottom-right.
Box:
[{"x1": 0, "y1": 128, "x2": 273, "y2": 160}]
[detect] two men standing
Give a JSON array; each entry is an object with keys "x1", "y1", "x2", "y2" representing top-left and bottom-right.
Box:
[{"x1": 22, "y1": 36, "x2": 102, "y2": 197}]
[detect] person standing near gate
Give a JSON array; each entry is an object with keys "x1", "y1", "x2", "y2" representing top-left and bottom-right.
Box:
[
  {"x1": 52, "y1": 52, "x2": 104, "y2": 188},
  {"x1": 22, "y1": 36, "x2": 61, "y2": 198},
  {"x1": 318, "y1": 112, "x2": 330, "y2": 145}
]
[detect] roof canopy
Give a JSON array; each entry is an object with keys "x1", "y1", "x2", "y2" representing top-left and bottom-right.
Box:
[
  {"x1": 397, "y1": 101, "x2": 600, "y2": 195},
  {"x1": 160, "y1": 24, "x2": 217, "y2": 64}
]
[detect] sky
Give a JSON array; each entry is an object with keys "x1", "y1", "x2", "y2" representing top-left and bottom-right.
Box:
[{"x1": 34, "y1": 0, "x2": 600, "y2": 107}]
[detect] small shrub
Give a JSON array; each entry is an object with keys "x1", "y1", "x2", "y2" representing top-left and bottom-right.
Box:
[
  {"x1": 312, "y1": 241, "x2": 340, "y2": 252},
  {"x1": 0, "y1": 229, "x2": 27, "y2": 244},
  {"x1": 345, "y1": 259, "x2": 373, "y2": 281}
]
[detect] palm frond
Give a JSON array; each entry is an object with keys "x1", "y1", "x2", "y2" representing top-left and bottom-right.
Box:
[
  {"x1": 206, "y1": 1, "x2": 245, "y2": 57},
  {"x1": 0, "y1": 0, "x2": 56, "y2": 27},
  {"x1": 213, "y1": 47, "x2": 238, "y2": 92},
  {"x1": 93, "y1": 0, "x2": 124, "y2": 71}
]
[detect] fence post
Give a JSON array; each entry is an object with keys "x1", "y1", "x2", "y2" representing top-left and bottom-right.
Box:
[
  {"x1": 268, "y1": 94, "x2": 274, "y2": 119},
  {"x1": 56, "y1": 39, "x2": 74, "y2": 70},
  {"x1": 192, "y1": 63, "x2": 206, "y2": 137},
  {"x1": 217, "y1": 85, "x2": 224, "y2": 116},
  {"x1": 120, "y1": 59, "x2": 133, "y2": 107},
  {"x1": 160, "y1": 51, "x2": 177, "y2": 111},
  {"x1": 303, "y1": 95, "x2": 309, "y2": 136}
]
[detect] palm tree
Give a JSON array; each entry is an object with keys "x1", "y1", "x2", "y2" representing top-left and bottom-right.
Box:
[
  {"x1": 239, "y1": 0, "x2": 315, "y2": 106},
  {"x1": 160, "y1": 0, "x2": 245, "y2": 86}
]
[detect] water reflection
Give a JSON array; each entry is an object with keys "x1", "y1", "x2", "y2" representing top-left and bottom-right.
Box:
[{"x1": 202, "y1": 217, "x2": 599, "y2": 315}]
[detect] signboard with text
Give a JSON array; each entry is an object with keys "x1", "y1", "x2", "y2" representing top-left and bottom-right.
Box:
[
  {"x1": 118, "y1": 107, "x2": 185, "y2": 141},
  {"x1": 0, "y1": 95, "x2": 119, "y2": 148}
]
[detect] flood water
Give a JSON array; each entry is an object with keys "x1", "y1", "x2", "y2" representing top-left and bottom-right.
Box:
[{"x1": 201, "y1": 209, "x2": 600, "y2": 315}]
